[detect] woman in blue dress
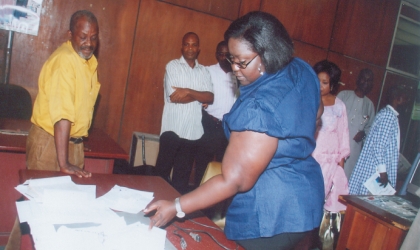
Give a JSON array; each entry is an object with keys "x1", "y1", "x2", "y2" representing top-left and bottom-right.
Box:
[{"x1": 145, "y1": 11, "x2": 324, "y2": 250}]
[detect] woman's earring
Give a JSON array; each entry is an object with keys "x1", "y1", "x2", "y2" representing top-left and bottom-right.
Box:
[{"x1": 258, "y1": 64, "x2": 264, "y2": 75}]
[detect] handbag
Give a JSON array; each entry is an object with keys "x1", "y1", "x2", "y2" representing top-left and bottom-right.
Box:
[
  {"x1": 319, "y1": 183, "x2": 344, "y2": 250},
  {"x1": 319, "y1": 209, "x2": 343, "y2": 250}
]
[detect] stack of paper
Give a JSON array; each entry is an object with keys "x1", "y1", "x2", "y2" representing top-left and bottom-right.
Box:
[{"x1": 15, "y1": 176, "x2": 167, "y2": 250}]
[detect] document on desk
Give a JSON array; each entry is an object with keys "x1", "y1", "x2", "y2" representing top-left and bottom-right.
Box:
[
  {"x1": 27, "y1": 216, "x2": 167, "y2": 250},
  {"x1": 96, "y1": 185, "x2": 154, "y2": 214},
  {"x1": 15, "y1": 176, "x2": 88, "y2": 203},
  {"x1": 16, "y1": 178, "x2": 114, "y2": 224},
  {"x1": 363, "y1": 172, "x2": 396, "y2": 195},
  {"x1": 14, "y1": 176, "x2": 169, "y2": 250}
]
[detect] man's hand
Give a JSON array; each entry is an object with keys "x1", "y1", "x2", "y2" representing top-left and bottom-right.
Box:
[
  {"x1": 170, "y1": 87, "x2": 194, "y2": 103},
  {"x1": 353, "y1": 130, "x2": 366, "y2": 143},
  {"x1": 379, "y1": 172, "x2": 389, "y2": 187},
  {"x1": 170, "y1": 86, "x2": 214, "y2": 104},
  {"x1": 54, "y1": 119, "x2": 91, "y2": 178},
  {"x1": 60, "y1": 164, "x2": 92, "y2": 178}
]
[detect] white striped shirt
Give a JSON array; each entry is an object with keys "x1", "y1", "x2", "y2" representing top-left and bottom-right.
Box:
[
  {"x1": 160, "y1": 56, "x2": 213, "y2": 140},
  {"x1": 205, "y1": 63, "x2": 238, "y2": 120}
]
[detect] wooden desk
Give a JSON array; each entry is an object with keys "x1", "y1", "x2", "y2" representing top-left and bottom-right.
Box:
[
  {"x1": 337, "y1": 195, "x2": 416, "y2": 250},
  {"x1": 0, "y1": 119, "x2": 128, "y2": 245},
  {"x1": 0, "y1": 118, "x2": 128, "y2": 173},
  {"x1": 18, "y1": 170, "x2": 240, "y2": 250}
]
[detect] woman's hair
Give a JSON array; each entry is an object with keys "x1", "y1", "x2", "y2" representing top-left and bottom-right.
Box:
[
  {"x1": 313, "y1": 60, "x2": 342, "y2": 93},
  {"x1": 224, "y1": 11, "x2": 294, "y2": 74}
]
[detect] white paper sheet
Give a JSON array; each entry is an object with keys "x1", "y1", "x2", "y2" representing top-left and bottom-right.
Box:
[
  {"x1": 15, "y1": 176, "x2": 79, "y2": 202},
  {"x1": 96, "y1": 185, "x2": 154, "y2": 213},
  {"x1": 15, "y1": 200, "x2": 40, "y2": 223},
  {"x1": 14, "y1": 177, "x2": 169, "y2": 250},
  {"x1": 104, "y1": 222, "x2": 167, "y2": 250},
  {"x1": 363, "y1": 172, "x2": 396, "y2": 195}
]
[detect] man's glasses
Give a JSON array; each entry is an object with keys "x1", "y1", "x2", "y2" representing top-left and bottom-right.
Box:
[{"x1": 226, "y1": 54, "x2": 259, "y2": 69}]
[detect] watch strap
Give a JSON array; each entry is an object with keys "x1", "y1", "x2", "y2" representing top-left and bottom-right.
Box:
[{"x1": 175, "y1": 197, "x2": 185, "y2": 218}]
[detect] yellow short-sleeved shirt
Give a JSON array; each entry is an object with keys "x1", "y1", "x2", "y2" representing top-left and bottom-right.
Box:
[{"x1": 31, "y1": 41, "x2": 100, "y2": 137}]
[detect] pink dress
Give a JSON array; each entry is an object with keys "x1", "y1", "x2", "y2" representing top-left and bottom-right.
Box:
[{"x1": 312, "y1": 98, "x2": 350, "y2": 212}]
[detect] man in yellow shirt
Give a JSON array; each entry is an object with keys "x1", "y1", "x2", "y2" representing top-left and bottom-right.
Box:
[
  {"x1": 26, "y1": 10, "x2": 100, "y2": 178},
  {"x1": 6, "y1": 10, "x2": 100, "y2": 250}
]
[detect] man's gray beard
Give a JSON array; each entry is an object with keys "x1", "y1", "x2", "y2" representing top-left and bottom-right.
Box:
[{"x1": 78, "y1": 51, "x2": 93, "y2": 60}]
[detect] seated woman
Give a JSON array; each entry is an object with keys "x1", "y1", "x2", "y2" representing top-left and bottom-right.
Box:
[
  {"x1": 144, "y1": 11, "x2": 324, "y2": 250},
  {"x1": 312, "y1": 60, "x2": 350, "y2": 248}
]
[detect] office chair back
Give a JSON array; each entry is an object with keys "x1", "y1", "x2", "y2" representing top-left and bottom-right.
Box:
[
  {"x1": 200, "y1": 161, "x2": 222, "y2": 185},
  {"x1": 0, "y1": 84, "x2": 32, "y2": 120},
  {"x1": 200, "y1": 161, "x2": 227, "y2": 229}
]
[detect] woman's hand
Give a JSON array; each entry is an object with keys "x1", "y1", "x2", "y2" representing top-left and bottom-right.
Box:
[
  {"x1": 338, "y1": 158, "x2": 345, "y2": 168},
  {"x1": 143, "y1": 200, "x2": 177, "y2": 229}
]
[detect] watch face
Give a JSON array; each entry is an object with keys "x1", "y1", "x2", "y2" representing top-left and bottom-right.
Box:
[{"x1": 177, "y1": 211, "x2": 185, "y2": 218}]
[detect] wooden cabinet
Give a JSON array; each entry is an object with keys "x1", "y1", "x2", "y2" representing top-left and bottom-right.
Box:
[{"x1": 337, "y1": 195, "x2": 414, "y2": 250}]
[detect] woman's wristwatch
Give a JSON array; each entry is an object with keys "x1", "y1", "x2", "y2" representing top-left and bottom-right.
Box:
[{"x1": 174, "y1": 197, "x2": 185, "y2": 218}]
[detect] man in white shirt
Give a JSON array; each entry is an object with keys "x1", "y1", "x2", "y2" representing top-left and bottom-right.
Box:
[
  {"x1": 194, "y1": 41, "x2": 238, "y2": 188},
  {"x1": 155, "y1": 32, "x2": 213, "y2": 194},
  {"x1": 337, "y1": 69, "x2": 376, "y2": 178}
]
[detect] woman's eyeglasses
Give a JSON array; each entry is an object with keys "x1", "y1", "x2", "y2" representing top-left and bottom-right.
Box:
[{"x1": 226, "y1": 55, "x2": 259, "y2": 69}]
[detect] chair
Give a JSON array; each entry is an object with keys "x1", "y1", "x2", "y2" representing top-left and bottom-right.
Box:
[
  {"x1": 125, "y1": 132, "x2": 160, "y2": 175},
  {"x1": 200, "y1": 161, "x2": 222, "y2": 185},
  {"x1": 200, "y1": 161, "x2": 228, "y2": 229},
  {"x1": 0, "y1": 84, "x2": 32, "y2": 120}
]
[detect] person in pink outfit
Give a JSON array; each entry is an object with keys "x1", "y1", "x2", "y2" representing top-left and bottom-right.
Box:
[
  {"x1": 312, "y1": 60, "x2": 350, "y2": 249},
  {"x1": 313, "y1": 60, "x2": 350, "y2": 212}
]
